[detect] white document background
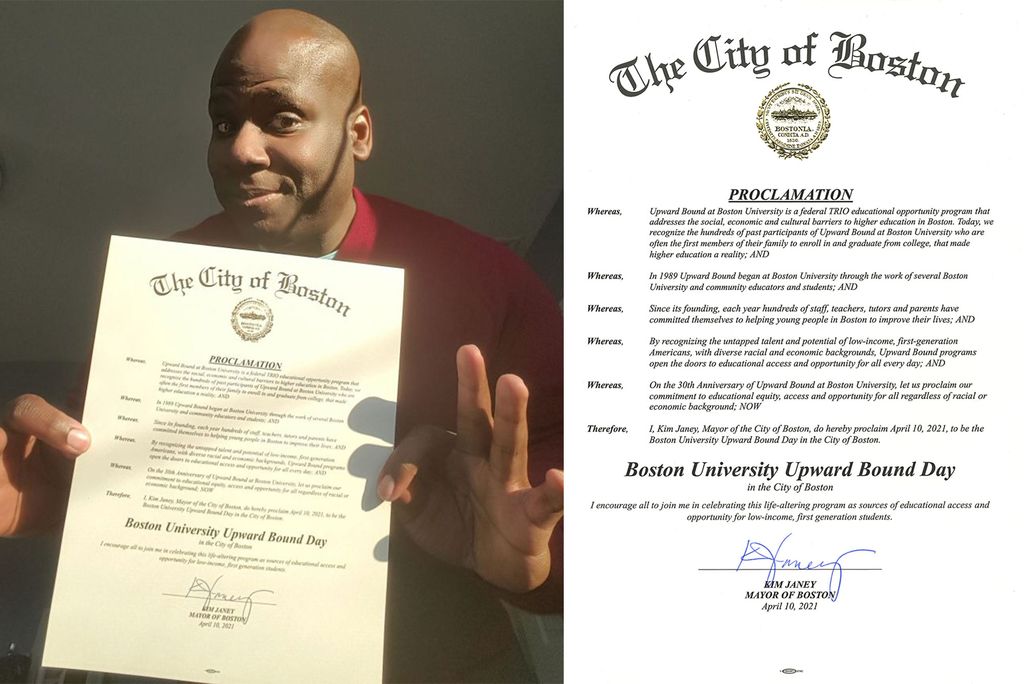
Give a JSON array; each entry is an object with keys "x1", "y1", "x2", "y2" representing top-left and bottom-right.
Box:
[
  {"x1": 44, "y1": 237, "x2": 402, "y2": 683},
  {"x1": 565, "y1": 1, "x2": 1021, "y2": 681}
]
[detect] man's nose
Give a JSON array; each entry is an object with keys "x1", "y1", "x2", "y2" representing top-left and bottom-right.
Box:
[{"x1": 229, "y1": 121, "x2": 271, "y2": 168}]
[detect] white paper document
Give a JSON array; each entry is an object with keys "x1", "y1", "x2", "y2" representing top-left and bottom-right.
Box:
[
  {"x1": 565, "y1": 1, "x2": 1021, "y2": 681},
  {"x1": 43, "y1": 236, "x2": 403, "y2": 683}
]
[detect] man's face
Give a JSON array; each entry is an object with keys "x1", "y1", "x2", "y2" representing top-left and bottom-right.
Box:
[{"x1": 207, "y1": 35, "x2": 360, "y2": 252}]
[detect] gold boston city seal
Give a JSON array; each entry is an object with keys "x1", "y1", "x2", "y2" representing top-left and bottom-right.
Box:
[
  {"x1": 231, "y1": 298, "x2": 274, "y2": 341},
  {"x1": 756, "y1": 83, "x2": 830, "y2": 159}
]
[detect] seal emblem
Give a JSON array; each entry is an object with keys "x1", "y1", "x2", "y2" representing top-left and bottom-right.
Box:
[
  {"x1": 756, "y1": 83, "x2": 830, "y2": 159},
  {"x1": 231, "y1": 298, "x2": 273, "y2": 342}
]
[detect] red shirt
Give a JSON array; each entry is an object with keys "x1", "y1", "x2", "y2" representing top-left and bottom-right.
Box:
[{"x1": 176, "y1": 189, "x2": 563, "y2": 681}]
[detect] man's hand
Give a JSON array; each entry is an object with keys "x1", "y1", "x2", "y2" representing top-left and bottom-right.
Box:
[
  {"x1": 0, "y1": 394, "x2": 90, "y2": 536},
  {"x1": 376, "y1": 345, "x2": 564, "y2": 593}
]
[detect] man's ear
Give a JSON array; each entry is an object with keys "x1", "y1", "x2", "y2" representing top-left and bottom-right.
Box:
[{"x1": 351, "y1": 105, "x2": 373, "y2": 161}]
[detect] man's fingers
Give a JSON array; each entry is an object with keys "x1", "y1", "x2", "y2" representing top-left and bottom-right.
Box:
[
  {"x1": 490, "y1": 374, "x2": 529, "y2": 483},
  {"x1": 377, "y1": 425, "x2": 454, "y2": 503},
  {"x1": 377, "y1": 462, "x2": 417, "y2": 505},
  {"x1": 2, "y1": 395, "x2": 90, "y2": 458},
  {"x1": 454, "y1": 345, "x2": 493, "y2": 456},
  {"x1": 524, "y1": 468, "x2": 564, "y2": 530}
]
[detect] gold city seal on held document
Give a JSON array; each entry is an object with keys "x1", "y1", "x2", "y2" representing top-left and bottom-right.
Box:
[
  {"x1": 756, "y1": 83, "x2": 830, "y2": 159},
  {"x1": 231, "y1": 298, "x2": 274, "y2": 341}
]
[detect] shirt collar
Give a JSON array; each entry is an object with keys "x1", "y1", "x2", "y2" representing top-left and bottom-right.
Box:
[{"x1": 335, "y1": 188, "x2": 377, "y2": 262}]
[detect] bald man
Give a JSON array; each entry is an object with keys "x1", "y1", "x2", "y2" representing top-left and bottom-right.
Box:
[
  {"x1": 204, "y1": 9, "x2": 369, "y2": 257},
  {"x1": 1, "y1": 9, "x2": 563, "y2": 682}
]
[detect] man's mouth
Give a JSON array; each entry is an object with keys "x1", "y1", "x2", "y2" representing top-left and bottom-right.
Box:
[{"x1": 237, "y1": 186, "x2": 284, "y2": 208}]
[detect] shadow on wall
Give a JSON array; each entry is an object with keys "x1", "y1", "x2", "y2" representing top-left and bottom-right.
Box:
[{"x1": 525, "y1": 192, "x2": 564, "y2": 306}]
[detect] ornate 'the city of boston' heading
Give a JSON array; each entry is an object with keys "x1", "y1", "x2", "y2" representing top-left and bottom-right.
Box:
[{"x1": 608, "y1": 32, "x2": 965, "y2": 99}]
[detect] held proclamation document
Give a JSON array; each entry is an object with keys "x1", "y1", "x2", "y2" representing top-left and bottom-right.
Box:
[
  {"x1": 565, "y1": 1, "x2": 1022, "y2": 681},
  {"x1": 43, "y1": 237, "x2": 403, "y2": 683}
]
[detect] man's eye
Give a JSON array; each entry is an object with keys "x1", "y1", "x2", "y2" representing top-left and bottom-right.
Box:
[
  {"x1": 268, "y1": 114, "x2": 303, "y2": 133},
  {"x1": 213, "y1": 120, "x2": 235, "y2": 136}
]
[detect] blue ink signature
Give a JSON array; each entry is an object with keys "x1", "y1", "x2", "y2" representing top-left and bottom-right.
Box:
[
  {"x1": 737, "y1": 533, "x2": 875, "y2": 601},
  {"x1": 183, "y1": 575, "x2": 274, "y2": 623}
]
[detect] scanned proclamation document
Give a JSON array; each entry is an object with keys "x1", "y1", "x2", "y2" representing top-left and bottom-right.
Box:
[
  {"x1": 566, "y1": 1, "x2": 1022, "y2": 681},
  {"x1": 43, "y1": 237, "x2": 402, "y2": 682}
]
